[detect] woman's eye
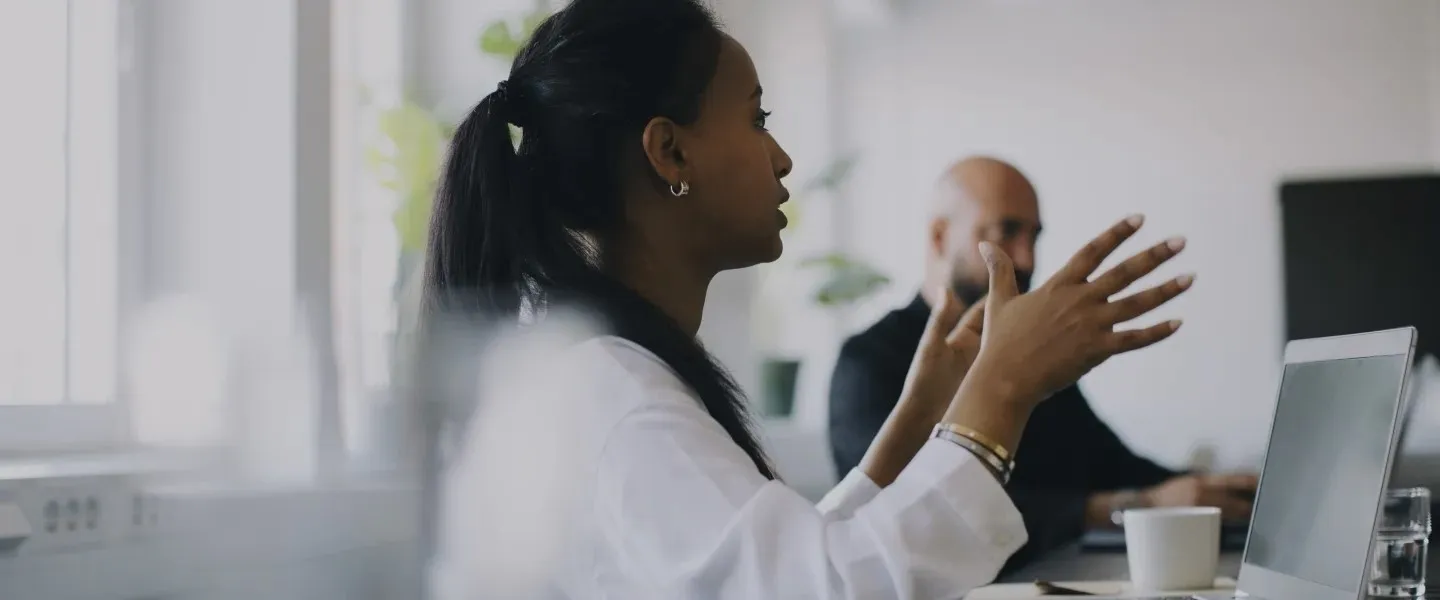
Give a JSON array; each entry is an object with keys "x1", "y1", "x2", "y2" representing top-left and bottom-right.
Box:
[{"x1": 755, "y1": 110, "x2": 772, "y2": 131}]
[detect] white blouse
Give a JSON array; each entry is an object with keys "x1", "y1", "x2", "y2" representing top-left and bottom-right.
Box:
[{"x1": 431, "y1": 335, "x2": 1027, "y2": 600}]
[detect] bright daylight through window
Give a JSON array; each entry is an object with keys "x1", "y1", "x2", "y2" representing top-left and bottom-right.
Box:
[
  {"x1": 333, "y1": 0, "x2": 408, "y2": 461},
  {"x1": 0, "y1": 0, "x2": 119, "y2": 410}
]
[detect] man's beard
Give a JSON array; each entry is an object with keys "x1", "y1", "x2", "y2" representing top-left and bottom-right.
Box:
[{"x1": 953, "y1": 270, "x2": 1033, "y2": 306}]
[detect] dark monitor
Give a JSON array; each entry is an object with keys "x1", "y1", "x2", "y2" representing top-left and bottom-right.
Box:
[{"x1": 1280, "y1": 174, "x2": 1439, "y2": 359}]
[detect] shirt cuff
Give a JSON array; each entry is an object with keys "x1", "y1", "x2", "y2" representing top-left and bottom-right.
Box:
[
  {"x1": 888, "y1": 438, "x2": 1028, "y2": 553},
  {"x1": 817, "y1": 468, "x2": 882, "y2": 518}
]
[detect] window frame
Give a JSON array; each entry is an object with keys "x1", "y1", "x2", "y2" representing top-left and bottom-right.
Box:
[
  {"x1": 0, "y1": 0, "x2": 135, "y2": 452},
  {"x1": 332, "y1": 0, "x2": 408, "y2": 463},
  {"x1": 1, "y1": 0, "x2": 391, "y2": 462}
]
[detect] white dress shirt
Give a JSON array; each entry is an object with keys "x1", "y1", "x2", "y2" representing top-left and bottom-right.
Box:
[{"x1": 431, "y1": 335, "x2": 1027, "y2": 600}]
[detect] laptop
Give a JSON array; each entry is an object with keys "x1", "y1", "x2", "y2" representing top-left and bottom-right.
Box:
[
  {"x1": 1107, "y1": 327, "x2": 1419, "y2": 600},
  {"x1": 1390, "y1": 354, "x2": 1440, "y2": 489},
  {"x1": 1085, "y1": 353, "x2": 1439, "y2": 557}
]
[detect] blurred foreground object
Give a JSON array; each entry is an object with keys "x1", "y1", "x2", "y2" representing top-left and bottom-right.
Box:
[
  {"x1": 427, "y1": 305, "x2": 606, "y2": 599},
  {"x1": 126, "y1": 295, "x2": 231, "y2": 448}
]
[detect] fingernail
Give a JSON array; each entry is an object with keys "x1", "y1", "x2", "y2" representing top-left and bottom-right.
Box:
[
  {"x1": 1176, "y1": 274, "x2": 1196, "y2": 289},
  {"x1": 1169, "y1": 319, "x2": 1184, "y2": 331},
  {"x1": 1126, "y1": 214, "x2": 1145, "y2": 228},
  {"x1": 1167, "y1": 236, "x2": 1187, "y2": 252},
  {"x1": 978, "y1": 242, "x2": 995, "y2": 265}
]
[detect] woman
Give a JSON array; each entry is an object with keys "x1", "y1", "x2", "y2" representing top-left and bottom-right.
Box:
[{"x1": 425, "y1": 0, "x2": 1192, "y2": 597}]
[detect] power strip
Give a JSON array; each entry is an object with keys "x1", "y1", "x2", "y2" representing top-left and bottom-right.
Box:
[
  {"x1": 0, "y1": 474, "x2": 419, "y2": 600},
  {"x1": 0, "y1": 474, "x2": 169, "y2": 558}
]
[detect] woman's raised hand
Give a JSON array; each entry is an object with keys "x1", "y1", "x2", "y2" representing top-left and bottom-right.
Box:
[
  {"x1": 963, "y1": 215, "x2": 1193, "y2": 416},
  {"x1": 897, "y1": 289, "x2": 986, "y2": 422}
]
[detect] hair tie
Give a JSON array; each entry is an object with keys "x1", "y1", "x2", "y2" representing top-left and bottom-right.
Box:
[{"x1": 493, "y1": 80, "x2": 528, "y2": 128}]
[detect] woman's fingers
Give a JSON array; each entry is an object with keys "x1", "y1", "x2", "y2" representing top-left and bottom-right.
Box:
[
  {"x1": 945, "y1": 297, "x2": 986, "y2": 346},
  {"x1": 1051, "y1": 214, "x2": 1146, "y2": 284},
  {"x1": 1089, "y1": 236, "x2": 1187, "y2": 297},
  {"x1": 980, "y1": 242, "x2": 1019, "y2": 304},
  {"x1": 1105, "y1": 320, "x2": 1183, "y2": 356},
  {"x1": 1102, "y1": 274, "x2": 1194, "y2": 324}
]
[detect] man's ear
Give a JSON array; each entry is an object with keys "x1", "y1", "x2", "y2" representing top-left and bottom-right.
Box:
[
  {"x1": 928, "y1": 216, "x2": 949, "y2": 258},
  {"x1": 641, "y1": 117, "x2": 690, "y2": 189}
]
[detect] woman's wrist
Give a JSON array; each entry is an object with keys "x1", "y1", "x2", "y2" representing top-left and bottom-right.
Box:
[
  {"x1": 940, "y1": 370, "x2": 1034, "y2": 455},
  {"x1": 959, "y1": 354, "x2": 1035, "y2": 409},
  {"x1": 859, "y1": 396, "x2": 942, "y2": 488}
]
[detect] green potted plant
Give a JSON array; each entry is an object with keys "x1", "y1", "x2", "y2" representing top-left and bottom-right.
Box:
[
  {"x1": 370, "y1": 2, "x2": 552, "y2": 345},
  {"x1": 362, "y1": 5, "x2": 553, "y2": 465},
  {"x1": 367, "y1": 2, "x2": 551, "y2": 290}
]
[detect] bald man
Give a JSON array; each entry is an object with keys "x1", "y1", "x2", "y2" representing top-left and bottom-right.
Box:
[{"x1": 828, "y1": 156, "x2": 1258, "y2": 571}]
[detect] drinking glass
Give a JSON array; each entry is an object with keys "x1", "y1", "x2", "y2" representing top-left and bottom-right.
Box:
[{"x1": 1370, "y1": 487, "x2": 1431, "y2": 598}]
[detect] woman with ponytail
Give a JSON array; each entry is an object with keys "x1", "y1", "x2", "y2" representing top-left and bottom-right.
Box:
[{"x1": 427, "y1": 1, "x2": 1194, "y2": 597}]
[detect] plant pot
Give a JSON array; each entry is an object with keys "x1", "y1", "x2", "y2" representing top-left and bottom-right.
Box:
[{"x1": 759, "y1": 358, "x2": 802, "y2": 418}]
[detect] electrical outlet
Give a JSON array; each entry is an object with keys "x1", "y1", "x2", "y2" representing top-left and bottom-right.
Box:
[
  {"x1": 125, "y1": 489, "x2": 168, "y2": 539},
  {"x1": 11, "y1": 479, "x2": 116, "y2": 553},
  {"x1": 49, "y1": 490, "x2": 107, "y2": 550},
  {"x1": 0, "y1": 475, "x2": 185, "y2": 558}
]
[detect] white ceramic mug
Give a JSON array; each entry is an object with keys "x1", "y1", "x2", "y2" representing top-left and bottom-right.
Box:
[{"x1": 1123, "y1": 506, "x2": 1222, "y2": 592}]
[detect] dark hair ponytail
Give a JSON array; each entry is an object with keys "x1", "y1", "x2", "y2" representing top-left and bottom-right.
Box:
[{"x1": 422, "y1": 0, "x2": 775, "y2": 479}]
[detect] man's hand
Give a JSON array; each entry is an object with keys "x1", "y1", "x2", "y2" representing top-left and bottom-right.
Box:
[{"x1": 1144, "y1": 473, "x2": 1260, "y2": 522}]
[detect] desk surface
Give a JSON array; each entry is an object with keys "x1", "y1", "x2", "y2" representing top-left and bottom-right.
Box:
[
  {"x1": 1000, "y1": 543, "x2": 1440, "y2": 598},
  {"x1": 999, "y1": 544, "x2": 1243, "y2": 584}
]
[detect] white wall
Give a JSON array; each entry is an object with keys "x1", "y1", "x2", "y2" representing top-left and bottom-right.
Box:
[
  {"x1": 836, "y1": 0, "x2": 1440, "y2": 471},
  {"x1": 1431, "y1": 1, "x2": 1440, "y2": 165},
  {"x1": 139, "y1": 0, "x2": 304, "y2": 448},
  {"x1": 145, "y1": 1, "x2": 299, "y2": 331},
  {"x1": 133, "y1": 0, "x2": 344, "y2": 461}
]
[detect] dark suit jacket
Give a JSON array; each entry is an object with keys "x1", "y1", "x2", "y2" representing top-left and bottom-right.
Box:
[{"x1": 828, "y1": 294, "x2": 1177, "y2": 572}]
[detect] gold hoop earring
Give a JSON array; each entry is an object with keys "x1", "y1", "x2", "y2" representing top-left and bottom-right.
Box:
[{"x1": 670, "y1": 181, "x2": 690, "y2": 197}]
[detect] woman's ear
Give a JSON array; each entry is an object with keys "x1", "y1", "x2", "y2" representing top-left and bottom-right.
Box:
[{"x1": 641, "y1": 117, "x2": 690, "y2": 189}]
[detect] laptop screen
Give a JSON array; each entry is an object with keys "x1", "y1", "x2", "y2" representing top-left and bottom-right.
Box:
[{"x1": 1244, "y1": 354, "x2": 1410, "y2": 592}]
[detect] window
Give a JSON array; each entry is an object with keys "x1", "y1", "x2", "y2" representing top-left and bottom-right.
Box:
[
  {"x1": 332, "y1": 0, "x2": 408, "y2": 461},
  {"x1": 0, "y1": 0, "x2": 125, "y2": 447}
]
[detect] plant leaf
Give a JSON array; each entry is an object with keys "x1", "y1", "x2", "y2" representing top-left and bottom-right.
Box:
[
  {"x1": 364, "y1": 101, "x2": 450, "y2": 254},
  {"x1": 800, "y1": 252, "x2": 891, "y2": 307},
  {"x1": 800, "y1": 153, "x2": 859, "y2": 195},
  {"x1": 374, "y1": 6, "x2": 557, "y2": 255},
  {"x1": 479, "y1": 20, "x2": 521, "y2": 58},
  {"x1": 393, "y1": 188, "x2": 433, "y2": 254},
  {"x1": 798, "y1": 252, "x2": 848, "y2": 269}
]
